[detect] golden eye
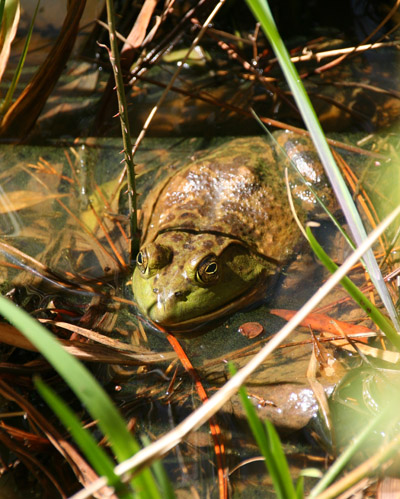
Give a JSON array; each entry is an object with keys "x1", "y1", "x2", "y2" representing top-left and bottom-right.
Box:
[
  {"x1": 136, "y1": 244, "x2": 172, "y2": 276},
  {"x1": 196, "y1": 256, "x2": 219, "y2": 284},
  {"x1": 136, "y1": 250, "x2": 147, "y2": 273}
]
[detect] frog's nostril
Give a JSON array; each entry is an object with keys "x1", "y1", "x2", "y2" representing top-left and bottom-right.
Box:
[{"x1": 174, "y1": 291, "x2": 189, "y2": 302}]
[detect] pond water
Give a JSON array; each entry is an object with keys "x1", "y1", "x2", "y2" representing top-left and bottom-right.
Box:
[
  {"x1": 1, "y1": 1, "x2": 400, "y2": 496},
  {"x1": 0, "y1": 127, "x2": 398, "y2": 496}
]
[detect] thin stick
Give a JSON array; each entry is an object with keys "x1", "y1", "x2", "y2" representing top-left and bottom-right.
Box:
[
  {"x1": 285, "y1": 40, "x2": 400, "y2": 63},
  {"x1": 130, "y1": 0, "x2": 227, "y2": 161}
]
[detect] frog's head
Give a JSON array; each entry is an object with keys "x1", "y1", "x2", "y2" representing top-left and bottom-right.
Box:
[{"x1": 132, "y1": 231, "x2": 273, "y2": 330}]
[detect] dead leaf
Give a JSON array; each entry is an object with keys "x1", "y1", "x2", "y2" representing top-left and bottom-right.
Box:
[
  {"x1": 270, "y1": 309, "x2": 400, "y2": 363},
  {"x1": 0, "y1": 321, "x2": 176, "y2": 365},
  {"x1": 238, "y1": 322, "x2": 264, "y2": 339},
  {"x1": 123, "y1": 0, "x2": 158, "y2": 50},
  {"x1": 270, "y1": 309, "x2": 373, "y2": 343},
  {"x1": 0, "y1": 190, "x2": 68, "y2": 213}
]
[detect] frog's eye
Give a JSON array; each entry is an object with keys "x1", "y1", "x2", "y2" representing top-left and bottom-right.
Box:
[
  {"x1": 196, "y1": 255, "x2": 219, "y2": 284},
  {"x1": 136, "y1": 250, "x2": 148, "y2": 273},
  {"x1": 136, "y1": 244, "x2": 172, "y2": 276}
]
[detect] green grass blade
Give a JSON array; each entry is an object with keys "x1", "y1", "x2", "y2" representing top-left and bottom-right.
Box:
[
  {"x1": 229, "y1": 364, "x2": 297, "y2": 499},
  {"x1": 228, "y1": 364, "x2": 270, "y2": 458},
  {"x1": 245, "y1": 0, "x2": 400, "y2": 330},
  {"x1": 306, "y1": 226, "x2": 400, "y2": 350},
  {"x1": 0, "y1": 0, "x2": 39, "y2": 114},
  {"x1": 150, "y1": 459, "x2": 175, "y2": 499},
  {"x1": 295, "y1": 475, "x2": 304, "y2": 499},
  {"x1": 264, "y1": 420, "x2": 298, "y2": 498},
  {"x1": 35, "y1": 377, "x2": 133, "y2": 499},
  {"x1": 0, "y1": 295, "x2": 160, "y2": 498},
  {"x1": 141, "y1": 436, "x2": 175, "y2": 499}
]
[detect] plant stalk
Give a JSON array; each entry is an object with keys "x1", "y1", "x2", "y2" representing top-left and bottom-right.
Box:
[{"x1": 105, "y1": 0, "x2": 138, "y2": 261}]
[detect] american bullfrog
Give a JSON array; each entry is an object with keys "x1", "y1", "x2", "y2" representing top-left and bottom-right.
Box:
[{"x1": 132, "y1": 132, "x2": 335, "y2": 331}]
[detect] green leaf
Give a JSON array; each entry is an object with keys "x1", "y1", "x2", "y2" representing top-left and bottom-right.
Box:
[{"x1": 299, "y1": 468, "x2": 323, "y2": 479}]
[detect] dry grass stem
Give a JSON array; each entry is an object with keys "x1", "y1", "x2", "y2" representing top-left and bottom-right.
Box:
[
  {"x1": 131, "y1": 0, "x2": 227, "y2": 160},
  {"x1": 286, "y1": 40, "x2": 400, "y2": 63}
]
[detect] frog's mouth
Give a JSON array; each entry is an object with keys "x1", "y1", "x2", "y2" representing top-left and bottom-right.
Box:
[{"x1": 145, "y1": 278, "x2": 268, "y2": 333}]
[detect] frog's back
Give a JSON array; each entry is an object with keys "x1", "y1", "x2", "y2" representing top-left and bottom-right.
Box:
[{"x1": 140, "y1": 137, "x2": 302, "y2": 263}]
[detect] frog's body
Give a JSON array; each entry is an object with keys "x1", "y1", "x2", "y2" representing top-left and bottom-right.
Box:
[{"x1": 133, "y1": 132, "x2": 334, "y2": 330}]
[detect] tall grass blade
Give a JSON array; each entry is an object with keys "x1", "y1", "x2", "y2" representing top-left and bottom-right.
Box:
[
  {"x1": 0, "y1": 0, "x2": 19, "y2": 83},
  {"x1": 0, "y1": 0, "x2": 39, "y2": 114},
  {"x1": 264, "y1": 420, "x2": 298, "y2": 498},
  {"x1": 35, "y1": 377, "x2": 133, "y2": 498},
  {"x1": 245, "y1": 0, "x2": 400, "y2": 331},
  {"x1": 141, "y1": 435, "x2": 175, "y2": 499},
  {"x1": 295, "y1": 475, "x2": 304, "y2": 499},
  {"x1": 0, "y1": 294, "x2": 160, "y2": 498},
  {"x1": 229, "y1": 364, "x2": 298, "y2": 499}
]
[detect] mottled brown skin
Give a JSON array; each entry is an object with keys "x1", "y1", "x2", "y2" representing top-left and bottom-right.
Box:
[
  {"x1": 133, "y1": 132, "x2": 334, "y2": 330},
  {"x1": 140, "y1": 137, "x2": 299, "y2": 262}
]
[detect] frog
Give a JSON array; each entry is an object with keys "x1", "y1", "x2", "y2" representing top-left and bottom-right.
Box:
[{"x1": 132, "y1": 131, "x2": 335, "y2": 331}]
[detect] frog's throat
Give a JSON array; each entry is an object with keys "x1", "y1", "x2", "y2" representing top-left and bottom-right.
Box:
[
  {"x1": 153, "y1": 227, "x2": 283, "y2": 267},
  {"x1": 145, "y1": 275, "x2": 270, "y2": 333}
]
